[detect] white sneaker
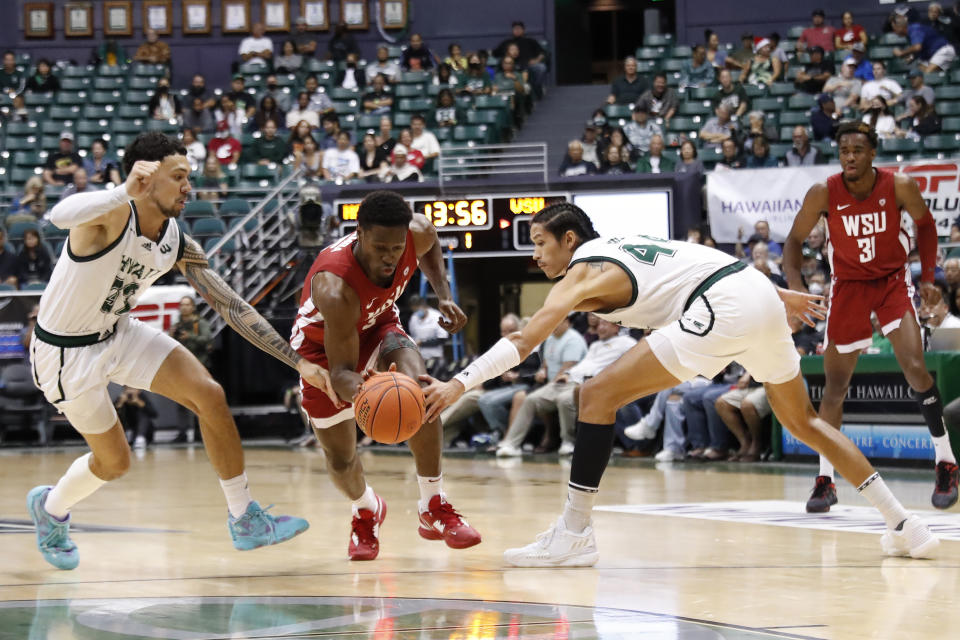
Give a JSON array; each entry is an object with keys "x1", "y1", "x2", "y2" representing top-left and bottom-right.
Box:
[
  {"x1": 654, "y1": 448, "x2": 683, "y2": 462},
  {"x1": 503, "y1": 516, "x2": 599, "y2": 567},
  {"x1": 496, "y1": 444, "x2": 523, "y2": 458},
  {"x1": 623, "y1": 417, "x2": 657, "y2": 441},
  {"x1": 558, "y1": 441, "x2": 575, "y2": 455},
  {"x1": 133, "y1": 436, "x2": 147, "y2": 449},
  {"x1": 881, "y1": 515, "x2": 940, "y2": 559}
]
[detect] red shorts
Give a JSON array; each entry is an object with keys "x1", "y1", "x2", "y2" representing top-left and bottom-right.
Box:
[
  {"x1": 300, "y1": 321, "x2": 413, "y2": 427},
  {"x1": 826, "y1": 267, "x2": 916, "y2": 353}
]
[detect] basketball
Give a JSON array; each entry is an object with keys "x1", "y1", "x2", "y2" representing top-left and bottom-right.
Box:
[{"x1": 354, "y1": 372, "x2": 426, "y2": 444}]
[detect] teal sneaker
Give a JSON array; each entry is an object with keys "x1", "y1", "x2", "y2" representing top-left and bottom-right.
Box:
[
  {"x1": 26, "y1": 486, "x2": 79, "y2": 570},
  {"x1": 228, "y1": 501, "x2": 309, "y2": 550}
]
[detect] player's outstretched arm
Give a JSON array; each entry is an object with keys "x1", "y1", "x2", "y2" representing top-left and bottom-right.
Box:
[
  {"x1": 411, "y1": 214, "x2": 467, "y2": 333},
  {"x1": 310, "y1": 271, "x2": 365, "y2": 404},
  {"x1": 783, "y1": 182, "x2": 828, "y2": 292},
  {"x1": 177, "y1": 235, "x2": 338, "y2": 403}
]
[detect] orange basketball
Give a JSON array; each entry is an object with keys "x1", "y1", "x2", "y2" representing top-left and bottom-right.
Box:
[{"x1": 354, "y1": 372, "x2": 426, "y2": 444}]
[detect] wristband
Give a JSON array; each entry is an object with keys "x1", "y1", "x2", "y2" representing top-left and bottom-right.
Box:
[{"x1": 453, "y1": 338, "x2": 521, "y2": 391}]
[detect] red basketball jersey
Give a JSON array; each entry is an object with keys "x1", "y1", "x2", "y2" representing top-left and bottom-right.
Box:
[
  {"x1": 825, "y1": 168, "x2": 911, "y2": 280},
  {"x1": 290, "y1": 230, "x2": 419, "y2": 363}
]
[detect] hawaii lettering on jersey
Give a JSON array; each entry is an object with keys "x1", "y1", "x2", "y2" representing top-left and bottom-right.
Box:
[{"x1": 99, "y1": 254, "x2": 164, "y2": 316}]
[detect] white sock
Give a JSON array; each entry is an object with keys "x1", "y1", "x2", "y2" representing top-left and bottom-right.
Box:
[
  {"x1": 562, "y1": 485, "x2": 595, "y2": 533},
  {"x1": 219, "y1": 473, "x2": 253, "y2": 519},
  {"x1": 858, "y1": 472, "x2": 909, "y2": 530},
  {"x1": 417, "y1": 474, "x2": 443, "y2": 512},
  {"x1": 819, "y1": 455, "x2": 834, "y2": 479},
  {"x1": 932, "y1": 434, "x2": 957, "y2": 464},
  {"x1": 45, "y1": 453, "x2": 107, "y2": 520},
  {"x1": 351, "y1": 485, "x2": 378, "y2": 515}
]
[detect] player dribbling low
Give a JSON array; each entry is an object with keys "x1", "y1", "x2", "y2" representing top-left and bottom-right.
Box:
[{"x1": 422, "y1": 202, "x2": 938, "y2": 566}]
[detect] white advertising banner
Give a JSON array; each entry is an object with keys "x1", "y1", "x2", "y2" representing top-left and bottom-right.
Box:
[
  {"x1": 130, "y1": 285, "x2": 196, "y2": 332},
  {"x1": 706, "y1": 161, "x2": 960, "y2": 243}
]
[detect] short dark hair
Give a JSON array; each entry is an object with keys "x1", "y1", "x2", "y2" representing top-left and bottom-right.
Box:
[
  {"x1": 2, "y1": 50, "x2": 14, "y2": 58},
  {"x1": 123, "y1": 132, "x2": 187, "y2": 175},
  {"x1": 532, "y1": 202, "x2": 599, "y2": 246},
  {"x1": 321, "y1": 112, "x2": 339, "y2": 125},
  {"x1": 654, "y1": 72, "x2": 667, "y2": 81},
  {"x1": 357, "y1": 190, "x2": 413, "y2": 229},
  {"x1": 512, "y1": 20, "x2": 525, "y2": 28},
  {"x1": 835, "y1": 120, "x2": 878, "y2": 148},
  {"x1": 411, "y1": 113, "x2": 426, "y2": 124},
  {"x1": 92, "y1": 137, "x2": 109, "y2": 150}
]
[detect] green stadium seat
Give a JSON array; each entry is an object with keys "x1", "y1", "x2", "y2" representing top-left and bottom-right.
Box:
[
  {"x1": 667, "y1": 116, "x2": 702, "y2": 132},
  {"x1": 399, "y1": 71, "x2": 432, "y2": 85},
  {"x1": 60, "y1": 77, "x2": 91, "y2": 91},
  {"x1": 942, "y1": 117, "x2": 960, "y2": 132},
  {"x1": 473, "y1": 95, "x2": 510, "y2": 111},
  {"x1": 670, "y1": 45, "x2": 693, "y2": 59},
  {"x1": 394, "y1": 112, "x2": 413, "y2": 127},
  {"x1": 924, "y1": 73, "x2": 946, "y2": 86},
  {"x1": 935, "y1": 86, "x2": 960, "y2": 101},
  {"x1": 58, "y1": 91, "x2": 89, "y2": 107},
  {"x1": 183, "y1": 200, "x2": 217, "y2": 219},
  {"x1": 40, "y1": 135, "x2": 62, "y2": 149},
  {"x1": 6, "y1": 121, "x2": 40, "y2": 137},
  {"x1": 111, "y1": 133, "x2": 137, "y2": 148},
  {"x1": 40, "y1": 120, "x2": 68, "y2": 135},
  {"x1": 453, "y1": 124, "x2": 490, "y2": 143},
  {"x1": 128, "y1": 76, "x2": 158, "y2": 90},
  {"x1": 219, "y1": 198, "x2": 251, "y2": 217},
  {"x1": 787, "y1": 94, "x2": 816, "y2": 110},
  {"x1": 204, "y1": 236, "x2": 236, "y2": 253},
  {"x1": 394, "y1": 84, "x2": 425, "y2": 97},
  {"x1": 662, "y1": 59, "x2": 685, "y2": 72},
  {"x1": 786, "y1": 25, "x2": 806, "y2": 39},
  {"x1": 93, "y1": 76, "x2": 126, "y2": 90},
  {"x1": 240, "y1": 164, "x2": 278, "y2": 180},
  {"x1": 678, "y1": 101, "x2": 711, "y2": 116},
  {"x1": 812, "y1": 141, "x2": 836, "y2": 158},
  {"x1": 767, "y1": 82, "x2": 796, "y2": 96},
  {"x1": 96, "y1": 64, "x2": 127, "y2": 77},
  {"x1": 643, "y1": 34, "x2": 674, "y2": 47},
  {"x1": 332, "y1": 100, "x2": 359, "y2": 115},
  {"x1": 305, "y1": 59, "x2": 336, "y2": 73},
  {"x1": 146, "y1": 119, "x2": 179, "y2": 134},
  {"x1": 868, "y1": 46, "x2": 895, "y2": 60},
  {"x1": 12, "y1": 150, "x2": 43, "y2": 167},
  {"x1": 881, "y1": 137, "x2": 919, "y2": 154},
  {"x1": 192, "y1": 218, "x2": 228, "y2": 237},
  {"x1": 686, "y1": 86, "x2": 714, "y2": 100},
  {"x1": 90, "y1": 90, "x2": 122, "y2": 105},
  {"x1": 23, "y1": 93, "x2": 53, "y2": 107},
  {"x1": 769, "y1": 142, "x2": 793, "y2": 159},
  {"x1": 8, "y1": 221, "x2": 39, "y2": 240},
  {"x1": 779, "y1": 111, "x2": 810, "y2": 125},
  {"x1": 936, "y1": 101, "x2": 960, "y2": 116},
  {"x1": 77, "y1": 119, "x2": 110, "y2": 135},
  {"x1": 61, "y1": 66, "x2": 94, "y2": 78},
  {"x1": 741, "y1": 85, "x2": 765, "y2": 98},
  {"x1": 752, "y1": 97, "x2": 785, "y2": 112},
  {"x1": 331, "y1": 87, "x2": 360, "y2": 100},
  {"x1": 48, "y1": 106, "x2": 82, "y2": 121},
  {"x1": 10, "y1": 166, "x2": 41, "y2": 184},
  {"x1": 465, "y1": 110, "x2": 500, "y2": 127},
  {"x1": 604, "y1": 104, "x2": 633, "y2": 119},
  {"x1": 923, "y1": 134, "x2": 960, "y2": 152},
  {"x1": 4, "y1": 137, "x2": 38, "y2": 152},
  {"x1": 112, "y1": 119, "x2": 145, "y2": 135},
  {"x1": 779, "y1": 126, "x2": 795, "y2": 141},
  {"x1": 877, "y1": 33, "x2": 908, "y2": 45},
  {"x1": 398, "y1": 98, "x2": 433, "y2": 113},
  {"x1": 356, "y1": 113, "x2": 385, "y2": 129},
  {"x1": 635, "y1": 47, "x2": 665, "y2": 61},
  {"x1": 133, "y1": 62, "x2": 168, "y2": 77}
]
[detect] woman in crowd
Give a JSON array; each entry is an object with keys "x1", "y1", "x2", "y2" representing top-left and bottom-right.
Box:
[
  {"x1": 862, "y1": 96, "x2": 897, "y2": 138},
  {"x1": 705, "y1": 30, "x2": 728, "y2": 71},
  {"x1": 434, "y1": 63, "x2": 460, "y2": 89},
  {"x1": 148, "y1": 78, "x2": 181, "y2": 121},
  {"x1": 434, "y1": 88, "x2": 461, "y2": 128},
  {"x1": 10, "y1": 176, "x2": 46, "y2": 220},
  {"x1": 275, "y1": 40, "x2": 303, "y2": 73},
  {"x1": 15, "y1": 229, "x2": 53, "y2": 287},
  {"x1": 25, "y1": 58, "x2": 59, "y2": 93},
  {"x1": 896, "y1": 95, "x2": 942, "y2": 138},
  {"x1": 396, "y1": 129, "x2": 425, "y2": 169},
  {"x1": 742, "y1": 110, "x2": 778, "y2": 157},
  {"x1": 835, "y1": 11, "x2": 868, "y2": 51},
  {"x1": 293, "y1": 134, "x2": 323, "y2": 181},
  {"x1": 197, "y1": 155, "x2": 228, "y2": 202},
  {"x1": 357, "y1": 132, "x2": 388, "y2": 182},
  {"x1": 444, "y1": 43, "x2": 469, "y2": 72},
  {"x1": 252, "y1": 95, "x2": 286, "y2": 133},
  {"x1": 600, "y1": 145, "x2": 631, "y2": 175},
  {"x1": 676, "y1": 139, "x2": 705, "y2": 175},
  {"x1": 376, "y1": 116, "x2": 397, "y2": 155},
  {"x1": 83, "y1": 138, "x2": 123, "y2": 185},
  {"x1": 747, "y1": 37, "x2": 781, "y2": 86},
  {"x1": 287, "y1": 119, "x2": 314, "y2": 155},
  {"x1": 181, "y1": 128, "x2": 207, "y2": 172}
]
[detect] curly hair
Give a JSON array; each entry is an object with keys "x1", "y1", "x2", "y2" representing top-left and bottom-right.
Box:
[
  {"x1": 122, "y1": 132, "x2": 187, "y2": 175},
  {"x1": 356, "y1": 190, "x2": 413, "y2": 228},
  {"x1": 835, "y1": 120, "x2": 879, "y2": 149}
]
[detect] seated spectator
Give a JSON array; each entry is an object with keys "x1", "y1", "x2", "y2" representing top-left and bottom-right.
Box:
[
  {"x1": 797, "y1": 9, "x2": 835, "y2": 52},
  {"x1": 784, "y1": 126, "x2": 824, "y2": 166},
  {"x1": 459, "y1": 54, "x2": 494, "y2": 95},
  {"x1": 635, "y1": 134, "x2": 675, "y2": 174},
  {"x1": 291, "y1": 16, "x2": 317, "y2": 57},
  {"x1": 434, "y1": 63, "x2": 460, "y2": 89},
  {"x1": 247, "y1": 119, "x2": 288, "y2": 165},
  {"x1": 10, "y1": 176, "x2": 46, "y2": 218},
  {"x1": 892, "y1": 13, "x2": 957, "y2": 72},
  {"x1": 83, "y1": 138, "x2": 122, "y2": 185},
  {"x1": 902, "y1": 69, "x2": 936, "y2": 107},
  {"x1": 384, "y1": 144, "x2": 423, "y2": 183},
  {"x1": 214, "y1": 96, "x2": 245, "y2": 140},
  {"x1": 700, "y1": 104, "x2": 738, "y2": 147},
  {"x1": 897, "y1": 95, "x2": 942, "y2": 137},
  {"x1": 224, "y1": 75, "x2": 255, "y2": 116},
  {"x1": 196, "y1": 155, "x2": 228, "y2": 201},
  {"x1": 743, "y1": 111, "x2": 778, "y2": 155},
  {"x1": 445, "y1": 43, "x2": 469, "y2": 72},
  {"x1": 862, "y1": 96, "x2": 897, "y2": 138},
  {"x1": 148, "y1": 77, "x2": 182, "y2": 121},
  {"x1": 275, "y1": 40, "x2": 303, "y2": 73},
  {"x1": 680, "y1": 44, "x2": 714, "y2": 88},
  {"x1": 811, "y1": 94, "x2": 840, "y2": 141},
  {"x1": 286, "y1": 92, "x2": 320, "y2": 129},
  {"x1": 322, "y1": 131, "x2": 360, "y2": 182},
  {"x1": 704, "y1": 30, "x2": 728, "y2": 71},
  {"x1": 845, "y1": 42, "x2": 873, "y2": 80},
  {"x1": 605, "y1": 128, "x2": 633, "y2": 160},
  {"x1": 859, "y1": 61, "x2": 902, "y2": 110},
  {"x1": 747, "y1": 37, "x2": 781, "y2": 86},
  {"x1": 319, "y1": 112, "x2": 349, "y2": 150},
  {"x1": 293, "y1": 134, "x2": 323, "y2": 180},
  {"x1": 823, "y1": 60, "x2": 862, "y2": 112},
  {"x1": 328, "y1": 23, "x2": 360, "y2": 62},
  {"x1": 208, "y1": 120, "x2": 242, "y2": 165},
  {"x1": 493, "y1": 20, "x2": 547, "y2": 99},
  {"x1": 376, "y1": 116, "x2": 397, "y2": 155},
  {"x1": 43, "y1": 132, "x2": 82, "y2": 185},
  {"x1": 794, "y1": 45, "x2": 832, "y2": 94},
  {"x1": 389, "y1": 128, "x2": 420, "y2": 169},
  {"x1": 287, "y1": 120, "x2": 313, "y2": 155},
  {"x1": 599, "y1": 144, "x2": 631, "y2": 174},
  {"x1": 558, "y1": 140, "x2": 598, "y2": 177},
  {"x1": 357, "y1": 132, "x2": 388, "y2": 182},
  {"x1": 676, "y1": 140, "x2": 705, "y2": 176},
  {"x1": 183, "y1": 96, "x2": 216, "y2": 134},
  {"x1": 304, "y1": 74, "x2": 335, "y2": 114},
  {"x1": 365, "y1": 46, "x2": 401, "y2": 84},
  {"x1": 494, "y1": 56, "x2": 530, "y2": 120},
  {"x1": 623, "y1": 104, "x2": 662, "y2": 156},
  {"x1": 408, "y1": 295, "x2": 449, "y2": 360},
  {"x1": 90, "y1": 39, "x2": 127, "y2": 67},
  {"x1": 433, "y1": 88, "x2": 460, "y2": 128},
  {"x1": 835, "y1": 11, "x2": 868, "y2": 51},
  {"x1": 0, "y1": 50, "x2": 24, "y2": 97},
  {"x1": 25, "y1": 58, "x2": 59, "y2": 93},
  {"x1": 117, "y1": 387, "x2": 158, "y2": 448},
  {"x1": 711, "y1": 69, "x2": 750, "y2": 118},
  {"x1": 737, "y1": 220, "x2": 783, "y2": 260},
  {"x1": 238, "y1": 23, "x2": 273, "y2": 68},
  {"x1": 401, "y1": 33, "x2": 437, "y2": 70},
  {"x1": 60, "y1": 168, "x2": 95, "y2": 199},
  {"x1": 607, "y1": 56, "x2": 647, "y2": 105},
  {"x1": 636, "y1": 73, "x2": 678, "y2": 125},
  {"x1": 624, "y1": 377, "x2": 712, "y2": 461},
  {"x1": 14, "y1": 229, "x2": 52, "y2": 287},
  {"x1": 715, "y1": 374, "x2": 771, "y2": 461},
  {"x1": 745, "y1": 135, "x2": 778, "y2": 168},
  {"x1": 580, "y1": 122, "x2": 601, "y2": 165},
  {"x1": 181, "y1": 128, "x2": 206, "y2": 172},
  {"x1": 715, "y1": 137, "x2": 745, "y2": 170},
  {"x1": 186, "y1": 73, "x2": 217, "y2": 110},
  {"x1": 749, "y1": 240, "x2": 785, "y2": 285},
  {"x1": 769, "y1": 32, "x2": 790, "y2": 75},
  {"x1": 727, "y1": 32, "x2": 755, "y2": 75},
  {"x1": 258, "y1": 74, "x2": 292, "y2": 112},
  {"x1": 251, "y1": 95, "x2": 285, "y2": 133},
  {"x1": 336, "y1": 52, "x2": 365, "y2": 90},
  {"x1": 133, "y1": 28, "x2": 171, "y2": 65},
  {"x1": 926, "y1": 2, "x2": 953, "y2": 39},
  {"x1": 362, "y1": 74, "x2": 393, "y2": 114}
]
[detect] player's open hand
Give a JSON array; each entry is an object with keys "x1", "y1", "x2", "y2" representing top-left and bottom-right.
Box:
[
  {"x1": 919, "y1": 282, "x2": 941, "y2": 309},
  {"x1": 297, "y1": 360, "x2": 343, "y2": 408},
  {"x1": 777, "y1": 288, "x2": 827, "y2": 328},
  {"x1": 124, "y1": 160, "x2": 161, "y2": 198},
  {"x1": 418, "y1": 375, "x2": 465, "y2": 423},
  {"x1": 362, "y1": 362, "x2": 397, "y2": 380},
  {"x1": 437, "y1": 300, "x2": 467, "y2": 334}
]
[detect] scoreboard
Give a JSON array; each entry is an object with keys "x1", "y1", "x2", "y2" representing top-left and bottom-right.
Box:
[{"x1": 334, "y1": 190, "x2": 671, "y2": 257}]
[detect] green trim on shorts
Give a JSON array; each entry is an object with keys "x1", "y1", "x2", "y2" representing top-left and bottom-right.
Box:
[
  {"x1": 34, "y1": 323, "x2": 116, "y2": 348},
  {"x1": 683, "y1": 261, "x2": 747, "y2": 312}
]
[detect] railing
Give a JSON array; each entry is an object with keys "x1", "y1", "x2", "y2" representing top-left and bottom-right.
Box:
[{"x1": 438, "y1": 142, "x2": 548, "y2": 185}]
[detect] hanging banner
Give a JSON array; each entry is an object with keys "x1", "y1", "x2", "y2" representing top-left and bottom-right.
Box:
[{"x1": 706, "y1": 161, "x2": 960, "y2": 243}]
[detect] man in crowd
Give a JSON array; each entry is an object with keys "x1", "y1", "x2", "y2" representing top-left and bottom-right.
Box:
[
  {"x1": 623, "y1": 104, "x2": 661, "y2": 157},
  {"x1": 494, "y1": 21, "x2": 547, "y2": 99},
  {"x1": 366, "y1": 46, "x2": 401, "y2": 84},
  {"x1": 558, "y1": 141, "x2": 597, "y2": 177},
  {"x1": 0, "y1": 50, "x2": 24, "y2": 98},
  {"x1": 43, "y1": 132, "x2": 83, "y2": 186},
  {"x1": 797, "y1": 9, "x2": 835, "y2": 52},
  {"x1": 245, "y1": 119, "x2": 288, "y2": 165},
  {"x1": 635, "y1": 135, "x2": 675, "y2": 174},
  {"x1": 680, "y1": 44, "x2": 714, "y2": 88},
  {"x1": 784, "y1": 126, "x2": 824, "y2": 166},
  {"x1": 811, "y1": 94, "x2": 840, "y2": 141},
  {"x1": 794, "y1": 46, "x2": 833, "y2": 94},
  {"x1": 700, "y1": 104, "x2": 738, "y2": 148},
  {"x1": 892, "y1": 13, "x2": 957, "y2": 72},
  {"x1": 636, "y1": 74, "x2": 678, "y2": 125},
  {"x1": 711, "y1": 69, "x2": 750, "y2": 118},
  {"x1": 409, "y1": 114, "x2": 440, "y2": 165},
  {"x1": 238, "y1": 23, "x2": 273, "y2": 68},
  {"x1": 407, "y1": 296, "x2": 448, "y2": 361},
  {"x1": 292, "y1": 16, "x2": 317, "y2": 58},
  {"x1": 607, "y1": 56, "x2": 647, "y2": 105},
  {"x1": 134, "y1": 29, "x2": 171, "y2": 65}
]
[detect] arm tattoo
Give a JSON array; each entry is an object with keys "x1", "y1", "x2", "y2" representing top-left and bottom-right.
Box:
[{"x1": 178, "y1": 237, "x2": 302, "y2": 369}]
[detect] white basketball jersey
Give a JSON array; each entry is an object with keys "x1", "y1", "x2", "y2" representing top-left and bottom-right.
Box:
[
  {"x1": 569, "y1": 236, "x2": 741, "y2": 330},
  {"x1": 37, "y1": 201, "x2": 184, "y2": 337}
]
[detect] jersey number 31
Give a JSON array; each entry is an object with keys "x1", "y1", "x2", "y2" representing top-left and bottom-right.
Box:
[{"x1": 856, "y1": 236, "x2": 876, "y2": 263}]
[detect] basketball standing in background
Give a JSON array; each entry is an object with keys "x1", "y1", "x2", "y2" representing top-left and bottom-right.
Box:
[
  {"x1": 784, "y1": 121, "x2": 958, "y2": 512},
  {"x1": 290, "y1": 190, "x2": 480, "y2": 561}
]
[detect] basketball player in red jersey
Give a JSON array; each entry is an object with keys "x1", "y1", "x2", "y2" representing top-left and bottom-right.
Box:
[
  {"x1": 784, "y1": 121, "x2": 958, "y2": 512},
  {"x1": 290, "y1": 190, "x2": 480, "y2": 560}
]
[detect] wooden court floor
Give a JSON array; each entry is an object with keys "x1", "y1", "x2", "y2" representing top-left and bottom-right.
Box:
[{"x1": 2, "y1": 445, "x2": 959, "y2": 639}]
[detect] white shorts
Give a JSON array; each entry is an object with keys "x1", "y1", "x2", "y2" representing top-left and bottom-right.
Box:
[
  {"x1": 30, "y1": 316, "x2": 180, "y2": 434},
  {"x1": 647, "y1": 266, "x2": 800, "y2": 386},
  {"x1": 719, "y1": 386, "x2": 772, "y2": 417},
  {"x1": 927, "y1": 44, "x2": 956, "y2": 70}
]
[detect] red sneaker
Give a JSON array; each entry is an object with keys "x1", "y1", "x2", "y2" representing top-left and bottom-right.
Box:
[
  {"x1": 417, "y1": 494, "x2": 481, "y2": 549},
  {"x1": 348, "y1": 494, "x2": 387, "y2": 561}
]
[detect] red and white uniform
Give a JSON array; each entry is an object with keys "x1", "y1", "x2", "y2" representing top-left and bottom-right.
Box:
[
  {"x1": 291, "y1": 230, "x2": 419, "y2": 426},
  {"x1": 824, "y1": 168, "x2": 916, "y2": 352}
]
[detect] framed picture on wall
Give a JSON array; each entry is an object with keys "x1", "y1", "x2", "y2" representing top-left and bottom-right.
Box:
[
  {"x1": 222, "y1": 0, "x2": 251, "y2": 34},
  {"x1": 64, "y1": 2, "x2": 94, "y2": 37},
  {"x1": 182, "y1": 0, "x2": 211, "y2": 35},
  {"x1": 379, "y1": 0, "x2": 406, "y2": 29},
  {"x1": 262, "y1": 0, "x2": 289, "y2": 32},
  {"x1": 23, "y1": 3, "x2": 54, "y2": 38},
  {"x1": 143, "y1": 0, "x2": 173, "y2": 35},
  {"x1": 341, "y1": 0, "x2": 368, "y2": 30},
  {"x1": 300, "y1": 0, "x2": 329, "y2": 31},
  {"x1": 103, "y1": 1, "x2": 133, "y2": 37}
]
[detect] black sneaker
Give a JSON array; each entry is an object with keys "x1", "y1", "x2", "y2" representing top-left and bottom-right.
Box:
[
  {"x1": 932, "y1": 461, "x2": 959, "y2": 510},
  {"x1": 806, "y1": 475, "x2": 838, "y2": 513}
]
